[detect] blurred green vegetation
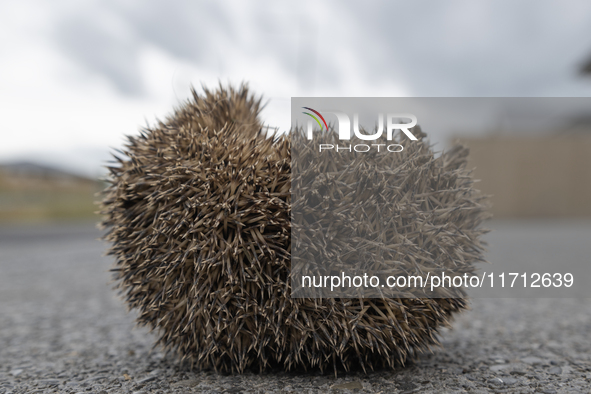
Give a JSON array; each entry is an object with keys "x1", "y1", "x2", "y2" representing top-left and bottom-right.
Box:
[{"x1": 0, "y1": 165, "x2": 104, "y2": 224}]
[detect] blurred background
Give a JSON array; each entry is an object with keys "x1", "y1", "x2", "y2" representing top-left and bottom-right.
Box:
[
  {"x1": 2, "y1": 0, "x2": 591, "y2": 222},
  {"x1": 2, "y1": 3, "x2": 591, "y2": 391}
]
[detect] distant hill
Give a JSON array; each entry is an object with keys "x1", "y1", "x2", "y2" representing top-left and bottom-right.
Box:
[
  {"x1": 0, "y1": 161, "x2": 100, "y2": 191},
  {"x1": 0, "y1": 161, "x2": 103, "y2": 223},
  {"x1": 0, "y1": 161, "x2": 94, "y2": 178}
]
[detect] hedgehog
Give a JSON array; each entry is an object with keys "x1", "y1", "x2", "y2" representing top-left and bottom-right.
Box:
[{"x1": 100, "y1": 83, "x2": 489, "y2": 374}]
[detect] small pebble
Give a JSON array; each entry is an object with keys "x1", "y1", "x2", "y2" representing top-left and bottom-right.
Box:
[
  {"x1": 510, "y1": 370, "x2": 527, "y2": 376},
  {"x1": 86, "y1": 375, "x2": 108, "y2": 381},
  {"x1": 137, "y1": 375, "x2": 157, "y2": 384},
  {"x1": 548, "y1": 366, "x2": 562, "y2": 375},
  {"x1": 37, "y1": 379, "x2": 60, "y2": 386},
  {"x1": 521, "y1": 356, "x2": 543, "y2": 365},
  {"x1": 501, "y1": 377, "x2": 518, "y2": 385},
  {"x1": 490, "y1": 364, "x2": 510, "y2": 372},
  {"x1": 175, "y1": 378, "x2": 200, "y2": 387},
  {"x1": 331, "y1": 381, "x2": 363, "y2": 390},
  {"x1": 9, "y1": 369, "x2": 23, "y2": 377}
]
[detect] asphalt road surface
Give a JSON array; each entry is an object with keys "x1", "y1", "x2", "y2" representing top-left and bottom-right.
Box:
[{"x1": 1, "y1": 220, "x2": 591, "y2": 393}]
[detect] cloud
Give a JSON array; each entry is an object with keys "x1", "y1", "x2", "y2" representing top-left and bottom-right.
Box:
[
  {"x1": 2, "y1": 0, "x2": 591, "y2": 171},
  {"x1": 358, "y1": 0, "x2": 591, "y2": 96},
  {"x1": 55, "y1": 8, "x2": 143, "y2": 95}
]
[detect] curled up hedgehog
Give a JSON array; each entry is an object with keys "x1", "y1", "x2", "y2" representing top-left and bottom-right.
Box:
[{"x1": 100, "y1": 84, "x2": 489, "y2": 374}]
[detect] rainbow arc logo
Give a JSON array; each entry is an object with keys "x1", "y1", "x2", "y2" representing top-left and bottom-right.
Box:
[{"x1": 302, "y1": 107, "x2": 328, "y2": 131}]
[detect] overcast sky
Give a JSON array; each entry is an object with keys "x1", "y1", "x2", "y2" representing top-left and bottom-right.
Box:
[{"x1": 2, "y1": 0, "x2": 591, "y2": 176}]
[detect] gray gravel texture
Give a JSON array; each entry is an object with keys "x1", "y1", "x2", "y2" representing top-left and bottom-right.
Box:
[{"x1": 1, "y1": 221, "x2": 591, "y2": 394}]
